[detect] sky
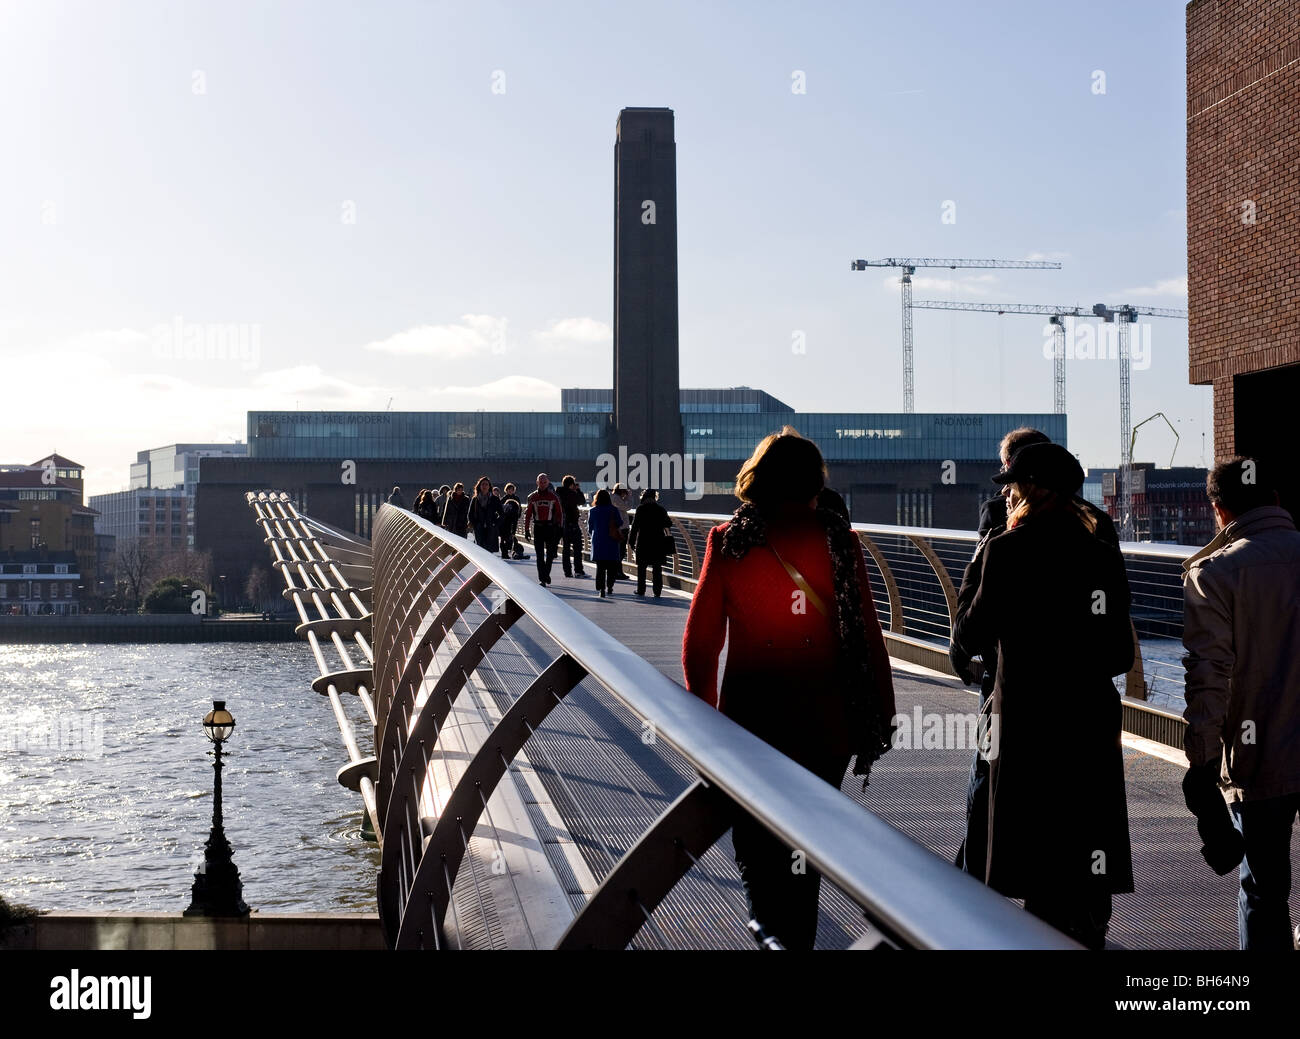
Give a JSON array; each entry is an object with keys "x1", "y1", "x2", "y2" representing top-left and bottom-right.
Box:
[{"x1": 0, "y1": 0, "x2": 1204, "y2": 500}]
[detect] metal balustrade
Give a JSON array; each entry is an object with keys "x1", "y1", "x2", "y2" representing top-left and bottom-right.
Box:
[
  {"x1": 247, "y1": 492, "x2": 381, "y2": 838},
  {"x1": 351, "y1": 500, "x2": 1075, "y2": 950},
  {"x1": 542, "y1": 508, "x2": 1195, "y2": 749},
  {"x1": 247, "y1": 491, "x2": 1198, "y2": 950}
]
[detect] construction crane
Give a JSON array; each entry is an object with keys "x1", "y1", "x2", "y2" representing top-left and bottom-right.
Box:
[
  {"x1": 1091, "y1": 305, "x2": 1188, "y2": 541},
  {"x1": 850, "y1": 257, "x2": 1063, "y2": 413},
  {"x1": 910, "y1": 300, "x2": 1092, "y2": 413},
  {"x1": 911, "y1": 298, "x2": 1188, "y2": 540},
  {"x1": 1131, "y1": 411, "x2": 1179, "y2": 468}
]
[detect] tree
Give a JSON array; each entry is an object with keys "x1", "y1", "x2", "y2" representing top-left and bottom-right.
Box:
[
  {"x1": 155, "y1": 546, "x2": 213, "y2": 590},
  {"x1": 114, "y1": 538, "x2": 160, "y2": 612},
  {"x1": 245, "y1": 566, "x2": 274, "y2": 614},
  {"x1": 142, "y1": 576, "x2": 207, "y2": 614}
]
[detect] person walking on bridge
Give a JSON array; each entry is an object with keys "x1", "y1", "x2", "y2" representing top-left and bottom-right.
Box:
[
  {"x1": 499, "y1": 483, "x2": 523, "y2": 560},
  {"x1": 682, "y1": 426, "x2": 896, "y2": 950},
  {"x1": 432, "y1": 485, "x2": 451, "y2": 528},
  {"x1": 951, "y1": 442, "x2": 1134, "y2": 949},
  {"x1": 612, "y1": 483, "x2": 632, "y2": 576},
  {"x1": 441, "y1": 482, "x2": 470, "y2": 537},
  {"x1": 387, "y1": 485, "x2": 406, "y2": 510},
  {"x1": 587, "y1": 489, "x2": 624, "y2": 598},
  {"x1": 556, "y1": 475, "x2": 588, "y2": 578},
  {"x1": 524, "y1": 473, "x2": 563, "y2": 586},
  {"x1": 628, "y1": 488, "x2": 671, "y2": 597},
  {"x1": 950, "y1": 427, "x2": 1116, "y2": 877},
  {"x1": 468, "y1": 476, "x2": 503, "y2": 553},
  {"x1": 413, "y1": 488, "x2": 439, "y2": 523},
  {"x1": 1181, "y1": 457, "x2": 1300, "y2": 950}
]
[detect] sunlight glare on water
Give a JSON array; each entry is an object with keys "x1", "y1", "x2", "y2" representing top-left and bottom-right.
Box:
[{"x1": 0, "y1": 642, "x2": 378, "y2": 912}]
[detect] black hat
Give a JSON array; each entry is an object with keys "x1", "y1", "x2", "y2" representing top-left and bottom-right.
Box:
[{"x1": 992, "y1": 442, "x2": 1084, "y2": 495}]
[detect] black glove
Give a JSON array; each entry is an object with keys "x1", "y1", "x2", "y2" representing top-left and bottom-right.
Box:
[{"x1": 1182, "y1": 763, "x2": 1245, "y2": 876}]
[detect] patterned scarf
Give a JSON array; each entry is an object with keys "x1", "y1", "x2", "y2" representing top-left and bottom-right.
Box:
[{"x1": 721, "y1": 501, "x2": 891, "y2": 784}]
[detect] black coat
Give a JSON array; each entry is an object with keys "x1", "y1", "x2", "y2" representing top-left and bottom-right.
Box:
[
  {"x1": 951, "y1": 506, "x2": 1134, "y2": 898},
  {"x1": 499, "y1": 495, "x2": 521, "y2": 534},
  {"x1": 628, "y1": 501, "x2": 673, "y2": 566},
  {"x1": 468, "y1": 493, "x2": 502, "y2": 536},
  {"x1": 442, "y1": 493, "x2": 470, "y2": 536},
  {"x1": 951, "y1": 494, "x2": 1118, "y2": 686}
]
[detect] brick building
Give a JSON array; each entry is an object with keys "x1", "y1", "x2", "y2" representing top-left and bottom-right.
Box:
[
  {"x1": 1102, "y1": 464, "x2": 1214, "y2": 546},
  {"x1": 1187, "y1": 0, "x2": 1300, "y2": 517},
  {"x1": 0, "y1": 455, "x2": 98, "y2": 590}
]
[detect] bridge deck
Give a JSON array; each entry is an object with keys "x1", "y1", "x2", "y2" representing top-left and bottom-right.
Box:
[{"x1": 501, "y1": 566, "x2": 1298, "y2": 951}]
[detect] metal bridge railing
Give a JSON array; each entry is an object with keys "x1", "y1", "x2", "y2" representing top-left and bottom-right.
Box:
[
  {"x1": 555, "y1": 509, "x2": 1194, "y2": 749},
  {"x1": 363, "y1": 502, "x2": 1074, "y2": 950},
  {"x1": 247, "y1": 492, "x2": 381, "y2": 838}
]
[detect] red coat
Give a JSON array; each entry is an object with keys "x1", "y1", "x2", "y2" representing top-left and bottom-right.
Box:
[{"x1": 682, "y1": 506, "x2": 896, "y2": 764}]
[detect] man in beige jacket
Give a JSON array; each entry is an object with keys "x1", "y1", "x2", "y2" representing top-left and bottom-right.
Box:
[{"x1": 1182, "y1": 456, "x2": 1300, "y2": 950}]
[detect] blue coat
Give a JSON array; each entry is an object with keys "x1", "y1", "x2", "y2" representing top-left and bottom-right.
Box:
[{"x1": 587, "y1": 504, "x2": 624, "y2": 562}]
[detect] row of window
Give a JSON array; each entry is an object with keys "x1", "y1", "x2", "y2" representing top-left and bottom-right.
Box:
[{"x1": 0, "y1": 581, "x2": 77, "y2": 599}]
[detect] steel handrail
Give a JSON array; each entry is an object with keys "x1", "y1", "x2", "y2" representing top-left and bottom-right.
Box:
[{"x1": 374, "y1": 504, "x2": 1074, "y2": 949}]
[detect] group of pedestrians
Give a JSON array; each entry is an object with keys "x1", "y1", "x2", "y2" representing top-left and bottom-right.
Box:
[
  {"x1": 392, "y1": 479, "x2": 527, "y2": 561},
  {"x1": 390, "y1": 474, "x2": 675, "y2": 600},
  {"x1": 522, "y1": 474, "x2": 673, "y2": 597},
  {"x1": 680, "y1": 424, "x2": 1300, "y2": 953}
]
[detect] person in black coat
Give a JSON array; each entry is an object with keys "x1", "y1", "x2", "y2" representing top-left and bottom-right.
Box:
[
  {"x1": 387, "y1": 485, "x2": 406, "y2": 510},
  {"x1": 498, "y1": 483, "x2": 524, "y2": 560},
  {"x1": 950, "y1": 429, "x2": 1118, "y2": 878},
  {"x1": 441, "y1": 482, "x2": 470, "y2": 537},
  {"x1": 468, "y1": 476, "x2": 503, "y2": 552},
  {"x1": 951, "y1": 442, "x2": 1134, "y2": 949},
  {"x1": 628, "y1": 489, "x2": 673, "y2": 596}
]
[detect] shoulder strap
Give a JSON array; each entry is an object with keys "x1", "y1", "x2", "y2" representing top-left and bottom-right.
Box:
[{"x1": 767, "y1": 544, "x2": 830, "y2": 618}]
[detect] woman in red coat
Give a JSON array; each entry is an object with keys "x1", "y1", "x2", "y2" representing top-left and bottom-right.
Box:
[{"x1": 682, "y1": 427, "x2": 896, "y2": 949}]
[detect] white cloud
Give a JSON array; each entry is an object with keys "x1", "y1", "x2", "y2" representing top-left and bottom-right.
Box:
[
  {"x1": 1116, "y1": 276, "x2": 1188, "y2": 298},
  {"x1": 361, "y1": 314, "x2": 509, "y2": 358},
  {"x1": 885, "y1": 273, "x2": 998, "y2": 296},
  {"x1": 535, "y1": 316, "x2": 611, "y2": 350},
  {"x1": 432, "y1": 375, "x2": 559, "y2": 404}
]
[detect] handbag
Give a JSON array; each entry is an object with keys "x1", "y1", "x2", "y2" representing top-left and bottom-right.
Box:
[
  {"x1": 768, "y1": 542, "x2": 888, "y2": 781},
  {"x1": 609, "y1": 512, "x2": 627, "y2": 542}
]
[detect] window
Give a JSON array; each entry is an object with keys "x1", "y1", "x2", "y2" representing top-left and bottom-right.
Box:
[
  {"x1": 0, "y1": 584, "x2": 6, "y2": 599},
  {"x1": 65, "y1": 583, "x2": 74, "y2": 598},
  {"x1": 50, "y1": 583, "x2": 59, "y2": 598},
  {"x1": 55, "y1": 564, "x2": 68, "y2": 574},
  {"x1": 22, "y1": 564, "x2": 35, "y2": 574}
]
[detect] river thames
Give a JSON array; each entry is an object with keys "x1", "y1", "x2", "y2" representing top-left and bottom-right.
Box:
[{"x1": 0, "y1": 642, "x2": 378, "y2": 912}]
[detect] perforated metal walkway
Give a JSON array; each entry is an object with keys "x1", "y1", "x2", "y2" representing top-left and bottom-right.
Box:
[{"x1": 502, "y1": 566, "x2": 1298, "y2": 951}]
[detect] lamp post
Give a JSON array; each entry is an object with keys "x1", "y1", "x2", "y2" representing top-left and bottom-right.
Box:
[{"x1": 184, "y1": 700, "x2": 250, "y2": 917}]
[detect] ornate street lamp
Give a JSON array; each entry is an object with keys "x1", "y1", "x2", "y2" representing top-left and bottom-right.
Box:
[{"x1": 184, "y1": 700, "x2": 250, "y2": 917}]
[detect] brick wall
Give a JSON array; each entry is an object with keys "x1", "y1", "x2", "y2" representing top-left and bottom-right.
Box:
[{"x1": 1186, "y1": 0, "x2": 1300, "y2": 460}]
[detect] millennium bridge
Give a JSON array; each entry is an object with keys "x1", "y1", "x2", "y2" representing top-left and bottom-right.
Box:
[{"x1": 246, "y1": 491, "x2": 1289, "y2": 950}]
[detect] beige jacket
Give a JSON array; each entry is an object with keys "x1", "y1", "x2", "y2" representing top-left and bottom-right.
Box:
[{"x1": 1182, "y1": 505, "x2": 1300, "y2": 801}]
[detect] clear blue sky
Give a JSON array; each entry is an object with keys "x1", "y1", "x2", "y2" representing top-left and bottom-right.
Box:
[{"x1": 0, "y1": 0, "x2": 1202, "y2": 499}]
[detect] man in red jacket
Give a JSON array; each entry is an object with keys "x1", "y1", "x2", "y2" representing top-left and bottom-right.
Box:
[{"x1": 523, "y1": 473, "x2": 563, "y2": 586}]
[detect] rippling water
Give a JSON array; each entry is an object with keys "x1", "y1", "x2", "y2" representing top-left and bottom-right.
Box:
[{"x1": 0, "y1": 643, "x2": 379, "y2": 912}]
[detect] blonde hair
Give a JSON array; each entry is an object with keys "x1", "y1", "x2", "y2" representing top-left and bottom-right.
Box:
[{"x1": 1006, "y1": 482, "x2": 1097, "y2": 534}]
